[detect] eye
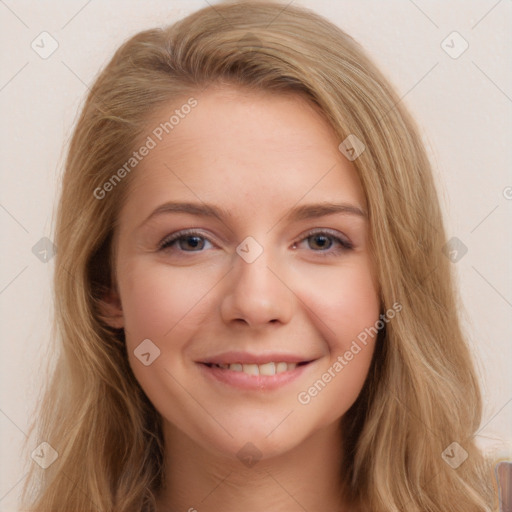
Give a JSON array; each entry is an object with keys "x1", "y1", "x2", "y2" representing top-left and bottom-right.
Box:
[
  {"x1": 293, "y1": 229, "x2": 353, "y2": 255},
  {"x1": 159, "y1": 230, "x2": 214, "y2": 252}
]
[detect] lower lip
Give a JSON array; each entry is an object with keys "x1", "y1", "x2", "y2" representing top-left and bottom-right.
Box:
[{"x1": 197, "y1": 363, "x2": 313, "y2": 391}]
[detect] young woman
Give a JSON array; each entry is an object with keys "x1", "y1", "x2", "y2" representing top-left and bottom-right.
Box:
[{"x1": 21, "y1": 1, "x2": 497, "y2": 510}]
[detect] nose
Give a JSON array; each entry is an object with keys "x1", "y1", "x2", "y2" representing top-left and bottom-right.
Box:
[{"x1": 220, "y1": 245, "x2": 294, "y2": 328}]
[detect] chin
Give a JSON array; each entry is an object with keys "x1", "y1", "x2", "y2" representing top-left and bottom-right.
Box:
[{"x1": 189, "y1": 414, "x2": 315, "y2": 463}]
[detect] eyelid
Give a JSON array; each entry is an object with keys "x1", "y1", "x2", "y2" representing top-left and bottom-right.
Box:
[
  {"x1": 158, "y1": 228, "x2": 215, "y2": 250},
  {"x1": 294, "y1": 227, "x2": 353, "y2": 250},
  {"x1": 158, "y1": 227, "x2": 353, "y2": 253}
]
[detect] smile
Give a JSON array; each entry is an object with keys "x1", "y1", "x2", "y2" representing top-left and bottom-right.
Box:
[
  {"x1": 197, "y1": 353, "x2": 316, "y2": 391},
  {"x1": 205, "y1": 361, "x2": 305, "y2": 375}
]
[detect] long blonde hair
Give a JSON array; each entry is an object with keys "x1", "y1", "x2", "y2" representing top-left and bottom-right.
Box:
[{"x1": 21, "y1": 1, "x2": 496, "y2": 510}]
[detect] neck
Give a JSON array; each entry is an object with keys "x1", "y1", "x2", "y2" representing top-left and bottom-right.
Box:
[{"x1": 155, "y1": 420, "x2": 353, "y2": 512}]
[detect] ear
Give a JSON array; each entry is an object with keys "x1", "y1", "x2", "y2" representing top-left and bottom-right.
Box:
[{"x1": 98, "y1": 287, "x2": 124, "y2": 329}]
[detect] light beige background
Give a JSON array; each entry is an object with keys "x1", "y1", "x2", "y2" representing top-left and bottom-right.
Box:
[{"x1": 1, "y1": 1, "x2": 511, "y2": 509}]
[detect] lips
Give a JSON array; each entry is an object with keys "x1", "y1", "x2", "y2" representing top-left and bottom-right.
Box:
[
  {"x1": 197, "y1": 351, "x2": 316, "y2": 388},
  {"x1": 198, "y1": 359, "x2": 314, "y2": 391}
]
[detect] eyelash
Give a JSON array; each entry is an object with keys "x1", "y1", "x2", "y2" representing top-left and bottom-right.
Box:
[
  {"x1": 158, "y1": 228, "x2": 353, "y2": 256},
  {"x1": 294, "y1": 228, "x2": 353, "y2": 255},
  {"x1": 159, "y1": 229, "x2": 212, "y2": 252}
]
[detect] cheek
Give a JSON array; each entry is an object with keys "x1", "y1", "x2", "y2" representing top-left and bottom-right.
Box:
[
  {"x1": 119, "y1": 260, "x2": 218, "y2": 342},
  {"x1": 292, "y1": 257, "x2": 381, "y2": 349},
  {"x1": 291, "y1": 258, "x2": 380, "y2": 419},
  {"x1": 117, "y1": 261, "x2": 219, "y2": 427}
]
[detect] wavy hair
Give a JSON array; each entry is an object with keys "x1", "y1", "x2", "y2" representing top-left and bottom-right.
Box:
[{"x1": 21, "y1": 1, "x2": 496, "y2": 510}]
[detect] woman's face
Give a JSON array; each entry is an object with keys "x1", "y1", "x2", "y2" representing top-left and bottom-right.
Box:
[{"x1": 106, "y1": 85, "x2": 381, "y2": 460}]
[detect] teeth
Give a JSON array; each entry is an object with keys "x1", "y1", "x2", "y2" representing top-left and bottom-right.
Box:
[
  {"x1": 212, "y1": 362, "x2": 298, "y2": 375},
  {"x1": 259, "y1": 362, "x2": 275, "y2": 376},
  {"x1": 276, "y1": 362, "x2": 288, "y2": 373},
  {"x1": 243, "y1": 364, "x2": 259, "y2": 376}
]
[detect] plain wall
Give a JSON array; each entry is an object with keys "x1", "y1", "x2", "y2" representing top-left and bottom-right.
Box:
[{"x1": 1, "y1": 1, "x2": 511, "y2": 509}]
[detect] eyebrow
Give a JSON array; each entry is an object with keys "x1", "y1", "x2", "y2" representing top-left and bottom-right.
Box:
[
  {"x1": 138, "y1": 200, "x2": 367, "y2": 230},
  {"x1": 285, "y1": 202, "x2": 367, "y2": 221}
]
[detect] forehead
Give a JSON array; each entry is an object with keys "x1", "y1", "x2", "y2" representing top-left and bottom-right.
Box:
[
  {"x1": 120, "y1": 85, "x2": 366, "y2": 221},
  {"x1": 146, "y1": 84, "x2": 337, "y2": 151}
]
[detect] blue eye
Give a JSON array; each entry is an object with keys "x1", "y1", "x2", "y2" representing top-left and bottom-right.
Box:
[
  {"x1": 307, "y1": 233, "x2": 334, "y2": 250},
  {"x1": 158, "y1": 229, "x2": 353, "y2": 256},
  {"x1": 159, "y1": 230, "x2": 213, "y2": 252},
  {"x1": 295, "y1": 229, "x2": 353, "y2": 255}
]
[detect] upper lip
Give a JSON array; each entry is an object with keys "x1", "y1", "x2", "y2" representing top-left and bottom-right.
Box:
[{"x1": 199, "y1": 351, "x2": 317, "y2": 365}]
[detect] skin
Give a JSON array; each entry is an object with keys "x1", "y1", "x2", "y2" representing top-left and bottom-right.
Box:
[{"x1": 102, "y1": 85, "x2": 381, "y2": 512}]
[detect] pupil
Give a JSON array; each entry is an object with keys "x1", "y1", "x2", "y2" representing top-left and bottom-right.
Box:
[
  {"x1": 310, "y1": 235, "x2": 331, "y2": 250},
  {"x1": 182, "y1": 236, "x2": 203, "y2": 250}
]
